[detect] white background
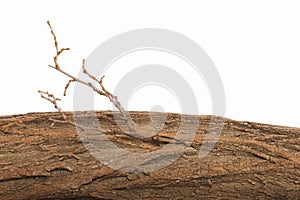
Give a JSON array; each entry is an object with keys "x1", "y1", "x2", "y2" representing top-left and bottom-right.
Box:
[{"x1": 1, "y1": 1, "x2": 300, "y2": 127}]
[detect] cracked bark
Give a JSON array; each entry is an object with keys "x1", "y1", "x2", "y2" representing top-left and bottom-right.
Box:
[{"x1": 0, "y1": 111, "x2": 299, "y2": 199}]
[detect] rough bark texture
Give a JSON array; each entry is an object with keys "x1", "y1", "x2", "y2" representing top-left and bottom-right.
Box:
[{"x1": 0, "y1": 111, "x2": 299, "y2": 200}]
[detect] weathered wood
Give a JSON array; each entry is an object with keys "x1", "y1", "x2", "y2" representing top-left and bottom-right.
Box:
[{"x1": 0, "y1": 111, "x2": 299, "y2": 199}]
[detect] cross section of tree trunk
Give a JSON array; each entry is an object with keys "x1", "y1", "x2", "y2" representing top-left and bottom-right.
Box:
[{"x1": 0, "y1": 111, "x2": 299, "y2": 199}]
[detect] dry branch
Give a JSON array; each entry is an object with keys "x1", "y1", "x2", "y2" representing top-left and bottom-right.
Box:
[
  {"x1": 43, "y1": 21, "x2": 135, "y2": 132},
  {"x1": 38, "y1": 90, "x2": 79, "y2": 129}
]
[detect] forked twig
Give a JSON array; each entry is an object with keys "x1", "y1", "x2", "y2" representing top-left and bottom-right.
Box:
[
  {"x1": 38, "y1": 90, "x2": 83, "y2": 130},
  {"x1": 41, "y1": 21, "x2": 135, "y2": 132}
]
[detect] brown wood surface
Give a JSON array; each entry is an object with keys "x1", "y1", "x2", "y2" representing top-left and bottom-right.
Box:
[{"x1": 0, "y1": 111, "x2": 299, "y2": 199}]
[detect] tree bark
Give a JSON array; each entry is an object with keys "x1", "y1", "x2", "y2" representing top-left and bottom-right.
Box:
[{"x1": 0, "y1": 111, "x2": 299, "y2": 200}]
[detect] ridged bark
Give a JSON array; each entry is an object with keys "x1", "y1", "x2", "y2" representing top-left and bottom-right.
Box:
[{"x1": 0, "y1": 111, "x2": 299, "y2": 199}]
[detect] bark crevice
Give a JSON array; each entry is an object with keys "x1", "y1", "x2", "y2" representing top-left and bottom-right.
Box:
[{"x1": 0, "y1": 111, "x2": 299, "y2": 199}]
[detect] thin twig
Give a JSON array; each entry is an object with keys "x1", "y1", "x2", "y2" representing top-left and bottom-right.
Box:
[
  {"x1": 45, "y1": 21, "x2": 135, "y2": 133},
  {"x1": 81, "y1": 59, "x2": 99, "y2": 83},
  {"x1": 47, "y1": 21, "x2": 70, "y2": 69},
  {"x1": 38, "y1": 90, "x2": 64, "y2": 116},
  {"x1": 38, "y1": 90, "x2": 83, "y2": 130},
  {"x1": 64, "y1": 79, "x2": 75, "y2": 96}
]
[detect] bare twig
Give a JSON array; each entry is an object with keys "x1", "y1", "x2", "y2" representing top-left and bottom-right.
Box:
[
  {"x1": 38, "y1": 90, "x2": 64, "y2": 116},
  {"x1": 38, "y1": 90, "x2": 83, "y2": 130},
  {"x1": 45, "y1": 21, "x2": 135, "y2": 133},
  {"x1": 64, "y1": 79, "x2": 75, "y2": 96},
  {"x1": 81, "y1": 60, "x2": 132, "y2": 122},
  {"x1": 47, "y1": 21, "x2": 70, "y2": 69},
  {"x1": 81, "y1": 59, "x2": 99, "y2": 83}
]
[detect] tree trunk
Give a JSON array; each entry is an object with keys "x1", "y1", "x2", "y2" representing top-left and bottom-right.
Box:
[{"x1": 0, "y1": 111, "x2": 299, "y2": 199}]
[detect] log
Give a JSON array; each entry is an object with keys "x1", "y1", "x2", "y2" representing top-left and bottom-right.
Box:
[{"x1": 0, "y1": 111, "x2": 299, "y2": 199}]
